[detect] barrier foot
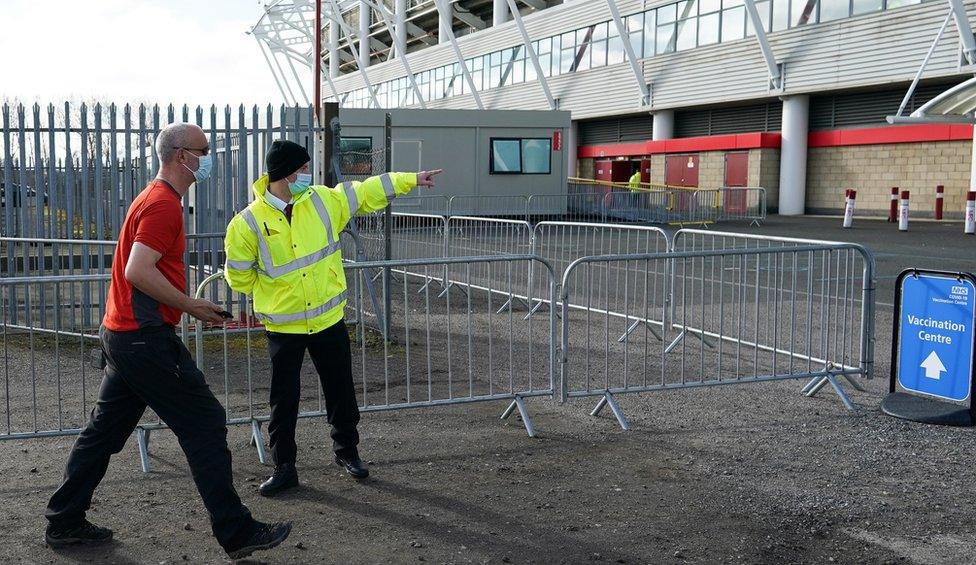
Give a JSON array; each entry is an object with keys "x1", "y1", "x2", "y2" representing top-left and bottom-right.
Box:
[
  {"x1": 617, "y1": 319, "x2": 663, "y2": 343},
  {"x1": 496, "y1": 297, "x2": 514, "y2": 314},
  {"x1": 826, "y1": 375, "x2": 858, "y2": 412},
  {"x1": 523, "y1": 299, "x2": 547, "y2": 320},
  {"x1": 417, "y1": 276, "x2": 444, "y2": 294},
  {"x1": 500, "y1": 396, "x2": 536, "y2": 438},
  {"x1": 590, "y1": 392, "x2": 630, "y2": 430},
  {"x1": 136, "y1": 428, "x2": 151, "y2": 474},
  {"x1": 800, "y1": 375, "x2": 823, "y2": 394},
  {"x1": 437, "y1": 282, "x2": 468, "y2": 299},
  {"x1": 664, "y1": 330, "x2": 686, "y2": 354},
  {"x1": 803, "y1": 375, "x2": 858, "y2": 412},
  {"x1": 250, "y1": 420, "x2": 268, "y2": 464}
]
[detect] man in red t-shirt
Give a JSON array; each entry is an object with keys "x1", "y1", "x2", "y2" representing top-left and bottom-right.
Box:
[{"x1": 44, "y1": 123, "x2": 291, "y2": 560}]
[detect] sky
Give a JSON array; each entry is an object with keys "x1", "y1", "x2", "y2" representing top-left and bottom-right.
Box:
[{"x1": 0, "y1": 0, "x2": 292, "y2": 108}]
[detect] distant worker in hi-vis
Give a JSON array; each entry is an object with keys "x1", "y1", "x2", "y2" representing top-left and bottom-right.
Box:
[
  {"x1": 628, "y1": 169, "x2": 642, "y2": 190},
  {"x1": 223, "y1": 139, "x2": 442, "y2": 496}
]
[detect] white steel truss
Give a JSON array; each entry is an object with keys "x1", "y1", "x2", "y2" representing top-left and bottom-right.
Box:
[{"x1": 887, "y1": 1, "x2": 976, "y2": 125}]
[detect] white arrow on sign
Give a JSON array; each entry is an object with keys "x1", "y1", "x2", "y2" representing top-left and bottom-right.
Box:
[{"x1": 920, "y1": 351, "x2": 947, "y2": 380}]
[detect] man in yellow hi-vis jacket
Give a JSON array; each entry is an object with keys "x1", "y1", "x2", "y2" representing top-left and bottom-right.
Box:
[
  {"x1": 628, "y1": 169, "x2": 642, "y2": 190},
  {"x1": 224, "y1": 139, "x2": 441, "y2": 496}
]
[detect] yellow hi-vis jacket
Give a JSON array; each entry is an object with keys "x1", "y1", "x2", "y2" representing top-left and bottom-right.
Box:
[
  {"x1": 628, "y1": 171, "x2": 642, "y2": 190},
  {"x1": 223, "y1": 172, "x2": 418, "y2": 334}
]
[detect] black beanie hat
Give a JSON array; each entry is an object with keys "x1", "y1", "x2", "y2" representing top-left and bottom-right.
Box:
[{"x1": 266, "y1": 140, "x2": 311, "y2": 182}]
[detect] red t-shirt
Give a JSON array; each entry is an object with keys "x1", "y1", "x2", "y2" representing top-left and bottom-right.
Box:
[{"x1": 103, "y1": 179, "x2": 186, "y2": 331}]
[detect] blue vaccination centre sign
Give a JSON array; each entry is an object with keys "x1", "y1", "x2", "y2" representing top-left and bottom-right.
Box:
[{"x1": 896, "y1": 272, "x2": 976, "y2": 402}]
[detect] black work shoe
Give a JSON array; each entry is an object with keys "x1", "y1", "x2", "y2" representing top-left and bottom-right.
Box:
[
  {"x1": 225, "y1": 521, "x2": 292, "y2": 560},
  {"x1": 335, "y1": 454, "x2": 369, "y2": 479},
  {"x1": 259, "y1": 463, "x2": 299, "y2": 497},
  {"x1": 45, "y1": 519, "x2": 114, "y2": 549}
]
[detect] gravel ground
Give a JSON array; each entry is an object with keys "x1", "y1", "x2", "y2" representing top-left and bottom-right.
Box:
[{"x1": 1, "y1": 216, "x2": 975, "y2": 564}]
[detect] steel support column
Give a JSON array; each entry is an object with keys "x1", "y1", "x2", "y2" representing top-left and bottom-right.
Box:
[
  {"x1": 362, "y1": 0, "x2": 428, "y2": 108},
  {"x1": 439, "y1": 0, "x2": 453, "y2": 44},
  {"x1": 504, "y1": 0, "x2": 556, "y2": 109},
  {"x1": 652, "y1": 110, "x2": 674, "y2": 141},
  {"x1": 605, "y1": 0, "x2": 650, "y2": 105},
  {"x1": 493, "y1": 0, "x2": 509, "y2": 25},
  {"x1": 949, "y1": 0, "x2": 976, "y2": 64},
  {"x1": 329, "y1": 20, "x2": 340, "y2": 79},
  {"x1": 743, "y1": 0, "x2": 782, "y2": 89},
  {"x1": 326, "y1": 0, "x2": 381, "y2": 108},
  {"x1": 395, "y1": 0, "x2": 408, "y2": 57},
  {"x1": 778, "y1": 95, "x2": 809, "y2": 216},
  {"x1": 433, "y1": 0, "x2": 486, "y2": 109}
]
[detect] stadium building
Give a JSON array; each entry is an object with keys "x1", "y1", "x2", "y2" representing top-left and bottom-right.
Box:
[{"x1": 254, "y1": 0, "x2": 976, "y2": 217}]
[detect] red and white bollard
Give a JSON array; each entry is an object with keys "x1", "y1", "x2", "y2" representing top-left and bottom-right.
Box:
[
  {"x1": 843, "y1": 189, "x2": 856, "y2": 228},
  {"x1": 966, "y1": 191, "x2": 975, "y2": 235},
  {"x1": 899, "y1": 190, "x2": 910, "y2": 232},
  {"x1": 935, "y1": 185, "x2": 944, "y2": 220},
  {"x1": 889, "y1": 187, "x2": 899, "y2": 222}
]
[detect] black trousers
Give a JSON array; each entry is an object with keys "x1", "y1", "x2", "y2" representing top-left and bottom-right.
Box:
[
  {"x1": 45, "y1": 326, "x2": 254, "y2": 550},
  {"x1": 266, "y1": 319, "x2": 360, "y2": 466}
]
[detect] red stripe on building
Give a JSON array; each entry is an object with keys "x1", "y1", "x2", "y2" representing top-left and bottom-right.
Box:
[
  {"x1": 578, "y1": 124, "x2": 975, "y2": 158},
  {"x1": 807, "y1": 124, "x2": 974, "y2": 147},
  {"x1": 578, "y1": 133, "x2": 781, "y2": 158}
]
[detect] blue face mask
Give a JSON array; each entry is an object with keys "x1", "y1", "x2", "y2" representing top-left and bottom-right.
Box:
[
  {"x1": 288, "y1": 173, "x2": 312, "y2": 195},
  {"x1": 183, "y1": 152, "x2": 213, "y2": 184}
]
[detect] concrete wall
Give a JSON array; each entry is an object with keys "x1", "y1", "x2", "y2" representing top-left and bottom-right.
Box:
[
  {"x1": 338, "y1": 109, "x2": 571, "y2": 212},
  {"x1": 805, "y1": 140, "x2": 972, "y2": 218},
  {"x1": 751, "y1": 148, "x2": 781, "y2": 212}
]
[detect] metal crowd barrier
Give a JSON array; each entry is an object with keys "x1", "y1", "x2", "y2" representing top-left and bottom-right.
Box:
[
  {"x1": 712, "y1": 187, "x2": 767, "y2": 225},
  {"x1": 527, "y1": 221, "x2": 670, "y2": 320},
  {"x1": 559, "y1": 243, "x2": 875, "y2": 429},
  {"x1": 0, "y1": 255, "x2": 557, "y2": 472}
]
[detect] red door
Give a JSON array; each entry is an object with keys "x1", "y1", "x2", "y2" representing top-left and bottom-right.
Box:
[
  {"x1": 665, "y1": 154, "x2": 699, "y2": 187},
  {"x1": 665, "y1": 154, "x2": 699, "y2": 212},
  {"x1": 724, "y1": 152, "x2": 749, "y2": 214},
  {"x1": 640, "y1": 158, "x2": 651, "y2": 184},
  {"x1": 595, "y1": 160, "x2": 613, "y2": 182}
]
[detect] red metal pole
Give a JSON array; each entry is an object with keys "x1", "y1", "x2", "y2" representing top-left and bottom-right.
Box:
[
  {"x1": 888, "y1": 186, "x2": 898, "y2": 222},
  {"x1": 314, "y1": 0, "x2": 322, "y2": 123},
  {"x1": 935, "y1": 184, "x2": 944, "y2": 220}
]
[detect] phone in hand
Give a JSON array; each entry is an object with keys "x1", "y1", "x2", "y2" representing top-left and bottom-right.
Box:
[{"x1": 219, "y1": 310, "x2": 234, "y2": 319}]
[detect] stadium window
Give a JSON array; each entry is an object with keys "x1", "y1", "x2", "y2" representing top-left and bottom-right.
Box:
[
  {"x1": 771, "y1": 0, "x2": 789, "y2": 30},
  {"x1": 853, "y1": 0, "x2": 883, "y2": 13},
  {"x1": 791, "y1": 0, "x2": 816, "y2": 26},
  {"x1": 676, "y1": 16, "x2": 697, "y2": 50},
  {"x1": 886, "y1": 0, "x2": 921, "y2": 7},
  {"x1": 626, "y1": 13, "x2": 645, "y2": 59},
  {"x1": 721, "y1": 5, "x2": 746, "y2": 40},
  {"x1": 643, "y1": 10, "x2": 657, "y2": 56},
  {"x1": 699, "y1": 12, "x2": 720, "y2": 45},
  {"x1": 489, "y1": 138, "x2": 552, "y2": 175},
  {"x1": 820, "y1": 0, "x2": 849, "y2": 21}
]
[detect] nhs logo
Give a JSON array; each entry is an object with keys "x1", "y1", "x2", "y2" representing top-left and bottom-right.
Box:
[{"x1": 951, "y1": 285, "x2": 970, "y2": 298}]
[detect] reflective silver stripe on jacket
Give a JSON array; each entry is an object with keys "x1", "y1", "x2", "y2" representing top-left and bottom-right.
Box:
[
  {"x1": 225, "y1": 259, "x2": 256, "y2": 271},
  {"x1": 254, "y1": 290, "x2": 347, "y2": 324},
  {"x1": 379, "y1": 173, "x2": 396, "y2": 201},
  {"x1": 339, "y1": 182, "x2": 358, "y2": 215},
  {"x1": 240, "y1": 191, "x2": 339, "y2": 279}
]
